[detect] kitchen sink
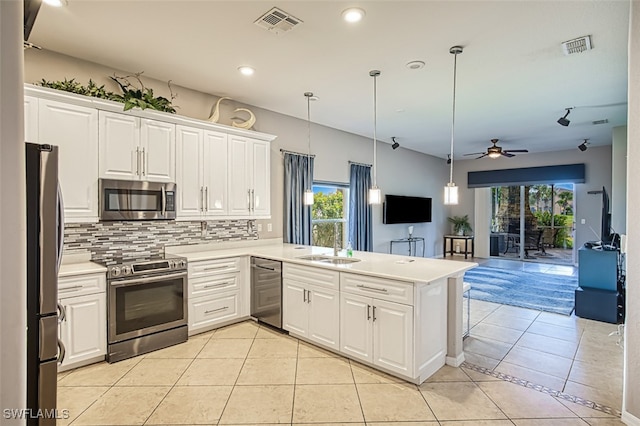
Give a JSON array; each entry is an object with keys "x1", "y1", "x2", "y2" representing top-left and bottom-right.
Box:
[{"x1": 296, "y1": 255, "x2": 361, "y2": 264}]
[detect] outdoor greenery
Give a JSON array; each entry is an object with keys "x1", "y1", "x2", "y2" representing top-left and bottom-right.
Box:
[
  {"x1": 533, "y1": 211, "x2": 573, "y2": 248},
  {"x1": 38, "y1": 72, "x2": 177, "y2": 113},
  {"x1": 312, "y1": 190, "x2": 345, "y2": 249}
]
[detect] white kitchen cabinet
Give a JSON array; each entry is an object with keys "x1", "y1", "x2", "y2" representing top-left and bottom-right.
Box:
[
  {"x1": 339, "y1": 273, "x2": 414, "y2": 377},
  {"x1": 228, "y1": 135, "x2": 270, "y2": 217},
  {"x1": 38, "y1": 99, "x2": 99, "y2": 222},
  {"x1": 24, "y1": 95, "x2": 39, "y2": 142},
  {"x1": 282, "y1": 264, "x2": 340, "y2": 350},
  {"x1": 176, "y1": 125, "x2": 228, "y2": 219},
  {"x1": 187, "y1": 256, "x2": 248, "y2": 335},
  {"x1": 99, "y1": 111, "x2": 175, "y2": 182},
  {"x1": 58, "y1": 272, "x2": 107, "y2": 372}
]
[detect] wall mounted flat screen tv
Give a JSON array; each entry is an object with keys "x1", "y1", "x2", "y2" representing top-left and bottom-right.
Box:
[{"x1": 383, "y1": 195, "x2": 432, "y2": 224}]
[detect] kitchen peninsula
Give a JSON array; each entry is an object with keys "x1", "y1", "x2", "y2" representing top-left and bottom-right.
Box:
[{"x1": 166, "y1": 239, "x2": 477, "y2": 384}]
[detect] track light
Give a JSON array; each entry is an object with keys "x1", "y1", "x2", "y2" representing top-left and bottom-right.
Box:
[
  {"x1": 391, "y1": 137, "x2": 400, "y2": 150},
  {"x1": 578, "y1": 139, "x2": 589, "y2": 152},
  {"x1": 557, "y1": 108, "x2": 572, "y2": 126},
  {"x1": 446, "y1": 154, "x2": 451, "y2": 164}
]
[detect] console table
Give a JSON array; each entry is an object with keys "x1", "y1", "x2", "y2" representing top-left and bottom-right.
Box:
[
  {"x1": 443, "y1": 235, "x2": 474, "y2": 259},
  {"x1": 389, "y1": 237, "x2": 425, "y2": 257}
]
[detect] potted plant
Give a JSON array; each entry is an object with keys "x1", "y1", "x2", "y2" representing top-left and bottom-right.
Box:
[{"x1": 448, "y1": 215, "x2": 472, "y2": 236}]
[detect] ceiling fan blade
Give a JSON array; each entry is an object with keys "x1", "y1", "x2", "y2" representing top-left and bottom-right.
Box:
[
  {"x1": 501, "y1": 152, "x2": 516, "y2": 158},
  {"x1": 504, "y1": 149, "x2": 529, "y2": 153},
  {"x1": 476, "y1": 153, "x2": 488, "y2": 159},
  {"x1": 464, "y1": 152, "x2": 485, "y2": 156}
]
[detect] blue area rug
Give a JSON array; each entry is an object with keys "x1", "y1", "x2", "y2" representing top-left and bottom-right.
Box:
[{"x1": 464, "y1": 266, "x2": 578, "y2": 316}]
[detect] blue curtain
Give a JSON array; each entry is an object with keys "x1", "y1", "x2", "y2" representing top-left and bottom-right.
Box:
[
  {"x1": 284, "y1": 153, "x2": 314, "y2": 245},
  {"x1": 349, "y1": 164, "x2": 373, "y2": 251}
]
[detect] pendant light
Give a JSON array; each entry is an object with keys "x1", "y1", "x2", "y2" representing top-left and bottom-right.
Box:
[
  {"x1": 369, "y1": 70, "x2": 382, "y2": 205},
  {"x1": 444, "y1": 46, "x2": 463, "y2": 206},
  {"x1": 303, "y1": 92, "x2": 315, "y2": 205}
]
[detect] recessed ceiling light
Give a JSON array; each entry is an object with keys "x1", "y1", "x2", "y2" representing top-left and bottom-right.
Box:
[
  {"x1": 238, "y1": 66, "x2": 255, "y2": 76},
  {"x1": 342, "y1": 8, "x2": 365, "y2": 23},
  {"x1": 406, "y1": 60, "x2": 425, "y2": 70},
  {"x1": 43, "y1": 0, "x2": 68, "y2": 7}
]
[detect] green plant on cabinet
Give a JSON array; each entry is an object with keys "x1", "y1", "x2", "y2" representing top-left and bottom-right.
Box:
[{"x1": 448, "y1": 215, "x2": 472, "y2": 236}]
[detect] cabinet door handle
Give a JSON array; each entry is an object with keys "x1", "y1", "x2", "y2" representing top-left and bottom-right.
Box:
[
  {"x1": 372, "y1": 306, "x2": 377, "y2": 322},
  {"x1": 367, "y1": 304, "x2": 371, "y2": 320},
  {"x1": 135, "y1": 147, "x2": 140, "y2": 176},
  {"x1": 251, "y1": 189, "x2": 255, "y2": 212},
  {"x1": 307, "y1": 290, "x2": 311, "y2": 304},
  {"x1": 205, "y1": 187, "x2": 209, "y2": 212},
  {"x1": 141, "y1": 148, "x2": 146, "y2": 176},
  {"x1": 247, "y1": 189, "x2": 251, "y2": 211},
  {"x1": 205, "y1": 306, "x2": 229, "y2": 315},
  {"x1": 303, "y1": 289, "x2": 307, "y2": 303},
  {"x1": 200, "y1": 187, "x2": 204, "y2": 212},
  {"x1": 356, "y1": 284, "x2": 388, "y2": 293}
]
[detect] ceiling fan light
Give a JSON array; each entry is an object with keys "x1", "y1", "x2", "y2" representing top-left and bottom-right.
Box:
[{"x1": 488, "y1": 151, "x2": 501, "y2": 159}]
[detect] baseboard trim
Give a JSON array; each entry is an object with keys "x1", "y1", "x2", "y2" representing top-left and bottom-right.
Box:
[
  {"x1": 445, "y1": 353, "x2": 465, "y2": 367},
  {"x1": 622, "y1": 410, "x2": 640, "y2": 425}
]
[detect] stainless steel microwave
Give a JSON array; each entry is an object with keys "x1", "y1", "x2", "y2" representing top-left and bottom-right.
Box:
[{"x1": 99, "y1": 179, "x2": 176, "y2": 221}]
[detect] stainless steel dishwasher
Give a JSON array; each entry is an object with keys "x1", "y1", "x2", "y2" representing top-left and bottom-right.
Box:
[{"x1": 250, "y1": 257, "x2": 283, "y2": 329}]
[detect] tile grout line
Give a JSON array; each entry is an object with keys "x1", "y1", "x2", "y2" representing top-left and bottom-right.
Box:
[
  {"x1": 347, "y1": 359, "x2": 368, "y2": 424},
  {"x1": 289, "y1": 337, "x2": 300, "y2": 425},
  {"x1": 461, "y1": 361, "x2": 623, "y2": 418}
]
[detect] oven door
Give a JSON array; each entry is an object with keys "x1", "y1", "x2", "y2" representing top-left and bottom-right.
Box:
[{"x1": 108, "y1": 271, "x2": 187, "y2": 343}]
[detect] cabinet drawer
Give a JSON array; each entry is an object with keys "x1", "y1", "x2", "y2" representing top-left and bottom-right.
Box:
[
  {"x1": 283, "y1": 263, "x2": 340, "y2": 290},
  {"x1": 341, "y1": 273, "x2": 413, "y2": 305},
  {"x1": 189, "y1": 291, "x2": 240, "y2": 331},
  {"x1": 58, "y1": 273, "x2": 106, "y2": 298},
  {"x1": 189, "y1": 257, "x2": 241, "y2": 278},
  {"x1": 190, "y1": 273, "x2": 239, "y2": 297}
]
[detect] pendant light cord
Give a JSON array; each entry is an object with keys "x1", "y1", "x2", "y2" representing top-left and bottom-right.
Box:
[
  {"x1": 304, "y1": 92, "x2": 313, "y2": 192},
  {"x1": 449, "y1": 50, "x2": 458, "y2": 185},
  {"x1": 371, "y1": 71, "x2": 379, "y2": 187}
]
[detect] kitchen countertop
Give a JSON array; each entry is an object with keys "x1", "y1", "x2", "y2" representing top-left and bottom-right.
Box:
[
  {"x1": 59, "y1": 252, "x2": 107, "y2": 278},
  {"x1": 166, "y1": 239, "x2": 478, "y2": 283}
]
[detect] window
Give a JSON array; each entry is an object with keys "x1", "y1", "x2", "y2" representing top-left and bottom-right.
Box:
[{"x1": 311, "y1": 183, "x2": 349, "y2": 249}]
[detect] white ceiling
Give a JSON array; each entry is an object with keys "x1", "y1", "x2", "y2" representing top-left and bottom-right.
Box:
[{"x1": 29, "y1": 1, "x2": 630, "y2": 160}]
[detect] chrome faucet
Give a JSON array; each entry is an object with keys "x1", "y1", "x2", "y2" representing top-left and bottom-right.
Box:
[{"x1": 333, "y1": 222, "x2": 340, "y2": 256}]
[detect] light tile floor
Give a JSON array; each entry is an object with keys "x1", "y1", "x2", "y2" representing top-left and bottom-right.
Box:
[{"x1": 57, "y1": 319, "x2": 625, "y2": 425}]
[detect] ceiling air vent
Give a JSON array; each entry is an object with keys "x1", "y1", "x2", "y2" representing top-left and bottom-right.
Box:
[
  {"x1": 561, "y1": 35, "x2": 592, "y2": 55},
  {"x1": 255, "y1": 7, "x2": 302, "y2": 34},
  {"x1": 593, "y1": 119, "x2": 609, "y2": 125}
]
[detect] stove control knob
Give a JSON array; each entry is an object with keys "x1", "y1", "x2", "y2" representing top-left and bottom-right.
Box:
[
  {"x1": 111, "y1": 267, "x2": 121, "y2": 277},
  {"x1": 121, "y1": 265, "x2": 132, "y2": 276},
  {"x1": 178, "y1": 260, "x2": 187, "y2": 268},
  {"x1": 168, "y1": 260, "x2": 176, "y2": 269}
]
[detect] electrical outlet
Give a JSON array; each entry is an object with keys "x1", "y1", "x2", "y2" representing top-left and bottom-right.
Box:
[
  {"x1": 257, "y1": 223, "x2": 262, "y2": 232},
  {"x1": 267, "y1": 223, "x2": 272, "y2": 232},
  {"x1": 581, "y1": 218, "x2": 586, "y2": 224}
]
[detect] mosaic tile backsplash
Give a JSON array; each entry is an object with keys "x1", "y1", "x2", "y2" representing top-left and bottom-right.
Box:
[{"x1": 64, "y1": 220, "x2": 258, "y2": 263}]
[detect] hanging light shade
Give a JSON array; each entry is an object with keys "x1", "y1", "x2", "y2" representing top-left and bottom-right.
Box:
[
  {"x1": 369, "y1": 70, "x2": 382, "y2": 205},
  {"x1": 303, "y1": 92, "x2": 315, "y2": 206},
  {"x1": 444, "y1": 46, "x2": 463, "y2": 206}
]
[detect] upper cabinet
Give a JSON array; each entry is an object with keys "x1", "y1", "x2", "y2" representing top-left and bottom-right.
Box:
[
  {"x1": 24, "y1": 96, "x2": 39, "y2": 142},
  {"x1": 99, "y1": 111, "x2": 175, "y2": 183},
  {"x1": 228, "y1": 136, "x2": 271, "y2": 218},
  {"x1": 37, "y1": 99, "x2": 99, "y2": 222},
  {"x1": 175, "y1": 126, "x2": 229, "y2": 219}
]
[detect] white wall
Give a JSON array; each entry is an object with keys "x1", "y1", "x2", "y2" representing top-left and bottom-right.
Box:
[
  {"x1": 449, "y1": 145, "x2": 612, "y2": 256},
  {"x1": 23, "y1": 49, "x2": 450, "y2": 257},
  {"x1": 0, "y1": 0, "x2": 27, "y2": 421},
  {"x1": 612, "y1": 126, "x2": 628, "y2": 234},
  {"x1": 623, "y1": 1, "x2": 639, "y2": 423}
]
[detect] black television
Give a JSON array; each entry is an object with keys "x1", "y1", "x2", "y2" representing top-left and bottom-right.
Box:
[
  {"x1": 600, "y1": 186, "x2": 612, "y2": 243},
  {"x1": 383, "y1": 195, "x2": 432, "y2": 224}
]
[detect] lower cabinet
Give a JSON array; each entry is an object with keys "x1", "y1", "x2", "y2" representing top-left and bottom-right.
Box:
[
  {"x1": 283, "y1": 280, "x2": 340, "y2": 350},
  {"x1": 187, "y1": 257, "x2": 248, "y2": 335},
  {"x1": 340, "y1": 292, "x2": 413, "y2": 377},
  {"x1": 58, "y1": 273, "x2": 107, "y2": 372}
]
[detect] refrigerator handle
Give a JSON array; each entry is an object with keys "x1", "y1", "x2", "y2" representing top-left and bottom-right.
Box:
[
  {"x1": 57, "y1": 302, "x2": 66, "y2": 323},
  {"x1": 57, "y1": 339, "x2": 66, "y2": 365},
  {"x1": 57, "y1": 183, "x2": 65, "y2": 271}
]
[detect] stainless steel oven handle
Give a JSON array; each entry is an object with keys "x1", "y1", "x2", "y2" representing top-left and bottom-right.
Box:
[
  {"x1": 57, "y1": 339, "x2": 66, "y2": 365},
  {"x1": 109, "y1": 271, "x2": 187, "y2": 287}
]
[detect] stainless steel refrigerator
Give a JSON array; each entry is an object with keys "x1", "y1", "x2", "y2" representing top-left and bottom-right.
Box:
[{"x1": 25, "y1": 142, "x2": 64, "y2": 426}]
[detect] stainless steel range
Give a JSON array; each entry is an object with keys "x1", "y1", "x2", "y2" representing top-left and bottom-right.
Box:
[{"x1": 101, "y1": 254, "x2": 188, "y2": 363}]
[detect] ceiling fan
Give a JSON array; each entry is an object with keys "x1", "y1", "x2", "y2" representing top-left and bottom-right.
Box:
[{"x1": 464, "y1": 139, "x2": 529, "y2": 159}]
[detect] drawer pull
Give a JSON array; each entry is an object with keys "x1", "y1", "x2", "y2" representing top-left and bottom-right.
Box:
[
  {"x1": 203, "y1": 281, "x2": 233, "y2": 289},
  {"x1": 205, "y1": 306, "x2": 229, "y2": 315},
  {"x1": 202, "y1": 265, "x2": 232, "y2": 271},
  {"x1": 356, "y1": 284, "x2": 388, "y2": 293},
  {"x1": 59, "y1": 285, "x2": 84, "y2": 293}
]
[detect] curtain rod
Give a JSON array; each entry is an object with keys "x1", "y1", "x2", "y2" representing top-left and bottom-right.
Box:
[
  {"x1": 348, "y1": 160, "x2": 372, "y2": 167},
  {"x1": 280, "y1": 148, "x2": 315, "y2": 158}
]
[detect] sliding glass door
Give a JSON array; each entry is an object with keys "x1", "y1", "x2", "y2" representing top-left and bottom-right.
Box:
[{"x1": 490, "y1": 184, "x2": 575, "y2": 264}]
